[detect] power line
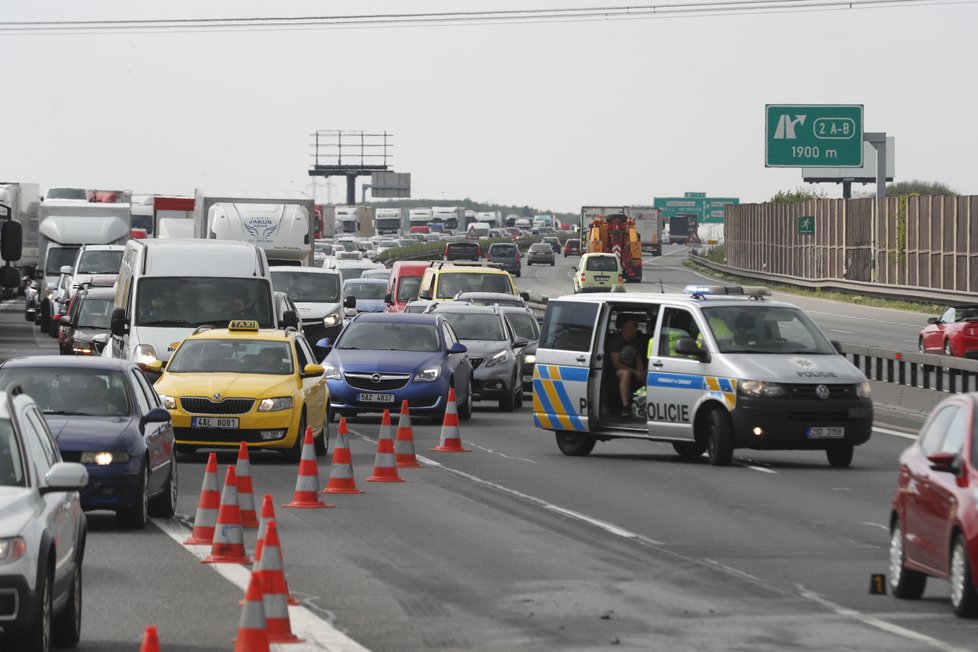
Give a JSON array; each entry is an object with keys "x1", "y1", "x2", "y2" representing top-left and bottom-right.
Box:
[{"x1": 0, "y1": 0, "x2": 971, "y2": 35}]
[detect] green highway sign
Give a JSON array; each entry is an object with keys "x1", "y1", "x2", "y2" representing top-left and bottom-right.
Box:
[
  {"x1": 798, "y1": 215, "x2": 815, "y2": 235},
  {"x1": 653, "y1": 194, "x2": 739, "y2": 224},
  {"x1": 765, "y1": 104, "x2": 863, "y2": 168}
]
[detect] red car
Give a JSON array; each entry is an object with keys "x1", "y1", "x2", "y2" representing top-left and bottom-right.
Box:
[
  {"x1": 889, "y1": 392, "x2": 978, "y2": 616},
  {"x1": 919, "y1": 305, "x2": 978, "y2": 358},
  {"x1": 563, "y1": 239, "x2": 581, "y2": 257}
]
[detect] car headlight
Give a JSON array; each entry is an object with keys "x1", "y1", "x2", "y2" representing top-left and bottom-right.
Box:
[
  {"x1": 414, "y1": 367, "x2": 441, "y2": 382},
  {"x1": 738, "y1": 380, "x2": 785, "y2": 398},
  {"x1": 856, "y1": 381, "x2": 871, "y2": 398},
  {"x1": 72, "y1": 341, "x2": 95, "y2": 355},
  {"x1": 80, "y1": 451, "x2": 130, "y2": 465},
  {"x1": 485, "y1": 349, "x2": 512, "y2": 368},
  {"x1": 523, "y1": 353, "x2": 536, "y2": 364},
  {"x1": 0, "y1": 537, "x2": 27, "y2": 563},
  {"x1": 323, "y1": 312, "x2": 341, "y2": 327},
  {"x1": 158, "y1": 394, "x2": 176, "y2": 409},
  {"x1": 257, "y1": 397, "x2": 293, "y2": 412},
  {"x1": 134, "y1": 344, "x2": 159, "y2": 365},
  {"x1": 323, "y1": 363, "x2": 341, "y2": 380}
]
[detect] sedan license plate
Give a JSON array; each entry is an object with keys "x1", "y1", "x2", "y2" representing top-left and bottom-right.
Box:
[
  {"x1": 192, "y1": 417, "x2": 239, "y2": 429},
  {"x1": 806, "y1": 426, "x2": 844, "y2": 439},
  {"x1": 358, "y1": 393, "x2": 395, "y2": 403}
]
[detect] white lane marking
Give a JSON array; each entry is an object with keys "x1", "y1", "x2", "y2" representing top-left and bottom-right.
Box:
[
  {"x1": 860, "y1": 522, "x2": 890, "y2": 532},
  {"x1": 737, "y1": 462, "x2": 778, "y2": 474},
  {"x1": 805, "y1": 310, "x2": 921, "y2": 328},
  {"x1": 153, "y1": 517, "x2": 372, "y2": 652},
  {"x1": 798, "y1": 587, "x2": 968, "y2": 652},
  {"x1": 874, "y1": 426, "x2": 917, "y2": 440},
  {"x1": 829, "y1": 329, "x2": 855, "y2": 335},
  {"x1": 465, "y1": 441, "x2": 536, "y2": 462}
]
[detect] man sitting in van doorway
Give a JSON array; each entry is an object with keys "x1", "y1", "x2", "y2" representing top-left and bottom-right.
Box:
[{"x1": 608, "y1": 315, "x2": 649, "y2": 417}]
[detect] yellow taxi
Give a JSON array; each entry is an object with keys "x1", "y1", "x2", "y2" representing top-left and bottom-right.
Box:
[
  {"x1": 153, "y1": 320, "x2": 329, "y2": 461},
  {"x1": 416, "y1": 262, "x2": 528, "y2": 302}
]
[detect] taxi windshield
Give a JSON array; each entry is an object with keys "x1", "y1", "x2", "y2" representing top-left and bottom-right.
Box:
[
  {"x1": 701, "y1": 305, "x2": 837, "y2": 355},
  {"x1": 167, "y1": 339, "x2": 294, "y2": 374},
  {"x1": 136, "y1": 278, "x2": 274, "y2": 329},
  {"x1": 271, "y1": 271, "x2": 340, "y2": 303},
  {"x1": 0, "y1": 421, "x2": 25, "y2": 487},
  {"x1": 436, "y1": 273, "x2": 511, "y2": 299},
  {"x1": 0, "y1": 369, "x2": 129, "y2": 418}
]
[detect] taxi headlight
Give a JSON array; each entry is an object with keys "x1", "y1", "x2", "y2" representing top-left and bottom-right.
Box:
[
  {"x1": 323, "y1": 363, "x2": 341, "y2": 380},
  {"x1": 856, "y1": 381, "x2": 871, "y2": 398},
  {"x1": 80, "y1": 451, "x2": 130, "y2": 465},
  {"x1": 523, "y1": 353, "x2": 536, "y2": 364},
  {"x1": 323, "y1": 312, "x2": 341, "y2": 327},
  {"x1": 258, "y1": 397, "x2": 293, "y2": 412},
  {"x1": 134, "y1": 344, "x2": 159, "y2": 365},
  {"x1": 158, "y1": 394, "x2": 176, "y2": 409},
  {"x1": 414, "y1": 367, "x2": 441, "y2": 382},
  {"x1": 739, "y1": 380, "x2": 784, "y2": 398},
  {"x1": 0, "y1": 537, "x2": 27, "y2": 563},
  {"x1": 485, "y1": 349, "x2": 511, "y2": 368}
]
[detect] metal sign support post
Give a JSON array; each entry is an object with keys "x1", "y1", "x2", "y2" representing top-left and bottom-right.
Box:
[{"x1": 864, "y1": 132, "x2": 887, "y2": 283}]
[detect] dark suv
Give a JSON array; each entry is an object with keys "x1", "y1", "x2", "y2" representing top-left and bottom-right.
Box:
[
  {"x1": 486, "y1": 243, "x2": 521, "y2": 277},
  {"x1": 444, "y1": 241, "x2": 481, "y2": 262}
]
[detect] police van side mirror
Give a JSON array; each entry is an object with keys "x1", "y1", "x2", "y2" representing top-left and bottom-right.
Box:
[
  {"x1": 110, "y1": 307, "x2": 128, "y2": 336},
  {"x1": 675, "y1": 337, "x2": 709, "y2": 362}
]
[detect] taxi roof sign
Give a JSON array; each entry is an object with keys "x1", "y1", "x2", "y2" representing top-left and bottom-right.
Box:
[{"x1": 228, "y1": 320, "x2": 260, "y2": 331}]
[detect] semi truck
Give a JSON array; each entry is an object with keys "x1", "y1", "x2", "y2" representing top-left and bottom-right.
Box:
[
  {"x1": 629, "y1": 206, "x2": 664, "y2": 255},
  {"x1": 408, "y1": 208, "x2": 433, "y2": 230},
  {"x1": 373, "y1": 207, "x2": 402, "y2": 235},
  {"x1": 431, "y1": 206, "x2": 463, "y2": 231},
  {"x1": 194, "y1": 191, "x2": 315, "y2": 266},
  {"x1": 0, "y1": 182, "x2": 41, "y2": 292},
  {"x1": 668, "y1": 214, "x2": 694, "y2": 245},
  {"x1": 532, "y1": 214, "x2": 560, "y2": 231},
  {"x1": 476, "y1": 211, "x2": 502, "y2": 228},
  {"x1": 154, "y1": 196, "x2": 195, "y2": 239}
]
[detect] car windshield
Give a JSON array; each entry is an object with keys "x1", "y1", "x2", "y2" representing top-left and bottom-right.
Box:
[
  {"x1": 0, "y1": 369, "x2": 129, "y2": 417},
  {"x1": 505, "y1": 313, "x2": 539, "y2": 340},
  {"x1": 397, "y1": 276, "x2": 422, "y2": 303},
  {"x1": 46, "y1": 247, "x2": 80, "y2": 276},
  {"x1": 702, "y1": 306, "x2": 837, "y2": 354},
  {"x1": 585, "y1": 256, "x2": 618, "y2": 271},
  {"x1": 271, "y1": 271, "x2": 340, "y2": 303},
  {"x1": 345, "y1": 281, "x2": 387, "y2": 300},
  {"x1": 0, "y1": 421, "x2": 25, "y2": 487},
  {"x1": 337, "y1": 322, "x2": 440, "y2": 352},
  {"x1": 136, "y1": 277, "x2": 274, "y2": 328},
  {"x1": 436, "y1": 273, "x2": 511, "y2": 299},
  {"x1": 167, "y1": 339, "x2": 294, "y2": 374},
  {"x1": 76, "y1": 297, "x2": 114, "y2": 329},
  {"x1": 77, "y1": 250, "x2": 123, "y2": 274},
  {"x1": 440, "y1": 313, "x2": 506, "y2": 341}
]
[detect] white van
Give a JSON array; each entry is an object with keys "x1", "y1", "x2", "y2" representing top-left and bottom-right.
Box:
[
  {"x1": 531, "y1": 285, "x2": 873, "y2": 467},
  {"x1": 106, "y1": 239, "x2": 292, "y2": 375}
]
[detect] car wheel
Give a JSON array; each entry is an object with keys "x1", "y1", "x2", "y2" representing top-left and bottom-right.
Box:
[
  {"x1": 918, "y1": 337, "x2": 925, "y2": 353},
  {"x1": 52, "y1": 563, "x2": 81, "y2": 647},
  {"x1": 499, "y1": 382, "x2": 515, "y2": 412},
  {"x1": 118, "y1": 462, "x2": 149, "y2": 529},
  {"x1": 951, "y1": 534, "x2": 978, "y2": 617},
  {"x1": 555, "y1": 431, "x2": 595, "y2": 457},
  {"x1": 550, "y1": 261, "x2": 554, "y2": 266},
  {"x1": 527, "y1": 261, "x2": 532, "y2": 266},
  {"x1": 39, "y1": 300, "x2": 51, "y2": 334},
  {"x1": 672, "y1": 441, "x2": 706, "y2": 459},
  {"x1": 513, "y1": 374, "x2": 524, "y2": 408},
  {"x1": 457, "y1": 380, "x2": 473, "y2": 421},
  {"x1": 826, "y1": 442, "x2": 854, "y2": 467},
  {"x1": 945, "y1": 340, "x2": 954, "y2": 357},
  {"x1": 18, "y1": 564, "x2": 53, "y2": 652},
  {"x1": 148, "y1": 454, "x2": 178, "y2": 518},
  {"x1": 888, "y1": 520, "x2": 926, "y2": 599},
  {"x1": 283, "y1": 414, "x2": 306, "y2": 463},
  {"x1": 515, "y1": 271, "x2": 521, "y2": 278},
  {"x1": 314, "y1": 409, "x2": 330, "y2": 456},
  {"x1": 705, "y1": 409, "x2": 734, "y2": 466}
]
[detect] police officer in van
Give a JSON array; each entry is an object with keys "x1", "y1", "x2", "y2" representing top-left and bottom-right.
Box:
[{"x1": 608, "y1": 316, "x2": 649, "y2": 417}]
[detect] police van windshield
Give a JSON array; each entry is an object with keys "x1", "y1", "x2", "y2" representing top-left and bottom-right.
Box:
[
  {"x1": 701, "y1": 306, "x2": 836, "y2": 354},
  {"x1": 136, "y1": 278, "x2": 274, "y2": 329}
]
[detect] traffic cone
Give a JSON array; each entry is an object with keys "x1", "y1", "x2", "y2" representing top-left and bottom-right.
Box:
[
  {"x1": 367, "y1": 410, "x2": 404, "y2": 482},
  {"x1": 323, "y1": 418, "x2": 364, "y2": 494},
  {"x1": 234, "y1": 570, "x2": 270, "y2": 652},
  {"x1": 246, "y1": 497, "x2": 298, "y2": 606},
  {"x1": 394, "y1": 400, "x2": 422, "y2": 468},
  {"x1": 258, "y1": 521, "x2": 303, "y2": 643},
  {"x1": 235, "y1": 441, "x2": 259, "y2": 529},
  {"x1": 430, "y1": 388, "x2": 470, "y2": 452},
  {"x1": 139, "y1": 626, "x2": 160, "y2": 652},
  {"x1": 202, "y1": 466, "x2": 250, "y2": 564},
  {"x1": 284, "y1": 427, "x2": 333, "y2": 508},
  {"x1": 184, "y1": 453, "x2": 220, "y2": 545}
]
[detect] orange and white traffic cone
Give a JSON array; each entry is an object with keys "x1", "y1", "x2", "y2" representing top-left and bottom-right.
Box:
[
  {"x1": 235, "y1": 441, "x2": 259, "y2": 529},
  {"x1": 234, "y1": 570, "x2": 270, "y2": 652},
  {"x1": 394, "y1": 400, "x2": 422, "y2": 468},
  {"x1": 140, "y1": 626, "x2": 160, "y2": 652},
  {"x1": 367, "y1": 410, "x2": 404, "y2": 483},
  {"x1": 284, "y1": 427, "x2": 333, "y2": 508},
  {"x1": 253, "y1": 494, "x2": 275, "y2": 563},
  {"x1": 323, "y1": 417, "x2": 364, "y2": 494},
  {"x1": 258, "y1": 521, "x2": 303, "y2": 643},
  {"x1": 202, "y1": 466, "x2": 250, "y2": 564},
  {"x1": 184, "y1": 452, "x2": 220, "y2": 545},
  {"x1": 430, "y1": 388, "x2": 470, "y2": 452}
]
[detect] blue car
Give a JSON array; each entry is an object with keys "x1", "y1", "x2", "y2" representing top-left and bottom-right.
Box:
[
  {"x1": 321, "y1": 313, "x2": 473, "y2": 422},
  {"x1": 0, "y1": 356, "x2": 176, "y2": 529}
]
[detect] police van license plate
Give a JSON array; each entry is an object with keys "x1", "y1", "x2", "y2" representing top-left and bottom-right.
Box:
[
  {"x1": 359, "y1": 393, "x2": 395, "y2": 403},
  {"x1": 806, "y1": 426, "x2": 844, "y2": 439},
  {"x1": 192, "y1": 417, "x2": 239, "y2": 429}
]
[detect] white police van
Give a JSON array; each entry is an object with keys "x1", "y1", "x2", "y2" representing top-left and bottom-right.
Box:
[{"x1": 531, "y1": 285, "x2": 873, "y2": 467}]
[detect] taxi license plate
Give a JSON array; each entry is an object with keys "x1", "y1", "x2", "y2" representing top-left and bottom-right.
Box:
[
  {"x1": 358, "y1": 393, "x2": 395, "y2": 403},
  {"x1": 806, "y1": 426, "x2": 844, "y2": 439},
  {"x1": 594, "y1": 275, "x2": 610, "y2": 282},
  {"x1": 192, "y1": 417, "x2": 239, "y2": 429}
]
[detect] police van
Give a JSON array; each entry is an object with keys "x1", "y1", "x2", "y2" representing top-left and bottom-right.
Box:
[{"x1": 531, "y1": 285, "x2": 873, "y2": 467}]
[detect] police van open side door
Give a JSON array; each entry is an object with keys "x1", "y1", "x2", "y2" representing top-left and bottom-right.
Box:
[{"x1": 533, "y1": 300, "x2": 602, "y2": 433}]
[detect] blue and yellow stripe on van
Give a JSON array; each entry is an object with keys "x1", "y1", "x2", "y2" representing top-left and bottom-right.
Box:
[
  {"x1": 647, "y1": 372, "x2": 737, "y2": 410},
  {"x1": 532, "y1": 364, "x2": 587, "y2": 432}
]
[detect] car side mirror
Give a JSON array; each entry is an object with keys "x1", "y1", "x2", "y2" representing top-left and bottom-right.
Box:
[
  {"x1": 513, "y1": 337, "x2": 529, "y2": 348},
  {"x1": 571, "y1": 266, "x2": 578, "y2": 272},
  {"x1": 343, "y1": 295, "x2": 356, "y2": 309},
  {"x1": 384, "y1": 293, "x2": 393, "y2": 305},
  {"x1": 0, "y1": 219, "x2": 23, "y2": 262},
  {"x1": 344, "y1": 307, "x2": 358, "y2": 317},
  {"x1": 519, "y1": 292, "x2": 530, "y2": 301},
  {"x1": 60, "y1": 265, "x2": 73, "y2": 275},
  {"x1": 418, "y1": 290, "x2": 432, "y2": 300},
  {"x1": 675, "y1": 337, "x2": 710, "y2": 362},
  {"x1": 139, "y1": 406, "x2": 171, "y2": 433},
  {"x1": 316, "y1": 337, "x2": 331, "y2": 350},
  {"x1": 143, "y1": 360, "x2": 163, "y2": 374},
  {"x1": 281, "y1": 309, "x2": 299, "y2": 330},
  {"x1": 110, "y1": 307, "x2": 127, "y2": 336},
  {"x1": 927, "y1": 316, "x2": 939, "y2": 324},
  {"x1": 927, "y1": 451, "x2": 960, "y2": 473},
  {"x1": 41, "y1": 462, "x2": 89, "y2": 494},
  {"x1": 303, "y1": 363, "x2": 324, "y2": 377},
  {"x1": 58, "y1": 315, "x2": 71, "y2": 326},
  {"x1": 448, "y1": 342, "x2": 467, "y2": 354}
]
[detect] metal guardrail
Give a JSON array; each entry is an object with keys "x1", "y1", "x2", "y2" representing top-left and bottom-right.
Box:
[{"x1": 843, "y1": 343, "x2": 978, "y2": 395}]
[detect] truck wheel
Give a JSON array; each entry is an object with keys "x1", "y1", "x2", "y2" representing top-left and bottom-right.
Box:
[
  {"x1": 555, "y1": 431, "x2": 595, "y2": 457},
  {"x1": 705, "y1": 409, "x2": 734, "y2": 466}
]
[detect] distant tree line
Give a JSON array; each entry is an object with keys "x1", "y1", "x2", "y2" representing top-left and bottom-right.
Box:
[
  {"x1": 361, "y1": 197, "x2": 579, "y2": 225},
  {"x1": 771, "y1": 180, "x2": 959, "y2": 203}
]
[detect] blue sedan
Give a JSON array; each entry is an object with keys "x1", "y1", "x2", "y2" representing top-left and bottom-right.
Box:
[
  {"x1": 320, "y1": 313, "x2": 473, "y2": 422},
  {"x1": 0, "y1": 356, "x2": 176, "y2": 529}
]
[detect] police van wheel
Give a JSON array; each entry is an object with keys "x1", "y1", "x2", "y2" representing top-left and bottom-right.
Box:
[
  {"x1": 555, "y1": 431, "x2": 595, "y2": 457},
  {"x1": 672, "y1": 442, "x2": 706, "y2": 459},
  {"x1": 705, "y1": 410, "x2": 734, "y2": 466},
  {"x1": 826, "y1": 442, "x2": 854, "y2": 467}
]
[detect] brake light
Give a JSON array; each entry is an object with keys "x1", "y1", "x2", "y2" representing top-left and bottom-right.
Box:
[{"x1": 618, "y1": 275, "x2": 623, "y2": 283}]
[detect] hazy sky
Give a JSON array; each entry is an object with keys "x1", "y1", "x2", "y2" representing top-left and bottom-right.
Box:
[{"x1": 2, "y1": 1, "x2": 974, "y2": 212}]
